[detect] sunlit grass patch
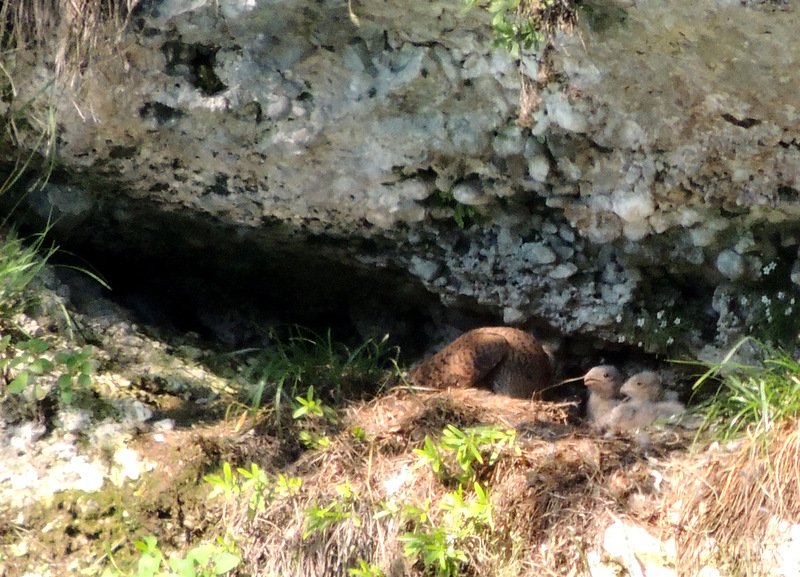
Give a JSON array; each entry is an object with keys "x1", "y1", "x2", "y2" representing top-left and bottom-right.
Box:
[
  {"x1": 216, "y1": 327, "x2": 401, "y2": 437},
  {"x1": 689, "y1": 337, "x2": 800, "y2": 441},
  {"x1": 667, "y1": 338, "x2": 800, "y2": 574},
  {"x1": 0, "y1": 228, "x2": 56, "y2": 320}
]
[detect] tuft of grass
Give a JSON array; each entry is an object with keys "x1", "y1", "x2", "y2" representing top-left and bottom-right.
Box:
[
  {"x1": 0, "y1": 228, "x2": 57, "y2": 320},
  {"x1": 0, "y1": 0, "x2": 140, "y2": 75},
  {"x1": 222, "y1": 327, "x2": 400, "y2": 431},
  {"x1": 666, "y1": 338, "x2": 800, "y2": 576},
  {"x1": 676, "y1": 413, "x2": 800, "y2": 576},
  {"x1": 688, "y1": 337, "x2": 800, "y2": 442}
]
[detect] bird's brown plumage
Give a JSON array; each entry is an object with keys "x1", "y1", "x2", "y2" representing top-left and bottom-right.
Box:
[{"x1": 408, "y1": 327, "x2": 555, "y2": 399}]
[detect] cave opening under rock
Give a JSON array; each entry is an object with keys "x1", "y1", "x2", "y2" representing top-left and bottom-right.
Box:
[
  {"x1": 46, "y1": 220, "x2": 451, "y2": 360},
  {"x1": 0, "y1": 175, "x2": 465, "y2": 358}
]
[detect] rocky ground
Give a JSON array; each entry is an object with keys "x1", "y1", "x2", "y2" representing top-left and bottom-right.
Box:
[
  {"x1": 0, "y1": 267, "x2": 241, "y2": 575},
  {"x1": 2, "y1": 266, "x2": 800, "y2": 577}
]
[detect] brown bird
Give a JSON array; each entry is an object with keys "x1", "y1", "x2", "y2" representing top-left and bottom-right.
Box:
[
  {"x1": 408, "y1": 327, "x2": 555, "y2": 399},
  {"x1": 583, "y1": 365, "x2": 625, "y2": 428}
]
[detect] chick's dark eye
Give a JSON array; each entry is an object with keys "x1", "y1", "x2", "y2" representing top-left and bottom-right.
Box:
[{"x1": 603, "y1": 372, "x2": 609, "y2": 378}]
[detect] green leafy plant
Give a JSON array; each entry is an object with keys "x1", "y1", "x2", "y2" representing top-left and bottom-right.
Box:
[
  {"x1": 441, "y1": 482, "x2": 494, "y2": 531},
  {"x1": 304, "y1": 500, "x2": 353, "y2": 538},
  {"x1": 2, "y1": 336, "x2": 50, "y2": 398},
  {"x1": 415, "y1": 425, "x2": 517, "y2": 483},
  {"x1": 53, "y1": 345, "x2": 94, "y2": 404},
  {"x1": 382, "y1": 427, "x2": 509, "y2": 577},
  {"x1": 389, "y1": 483, "x2": 494, "y2": 577},
  {"x1": 233, "y1": 463, "x2": 271, "y2": 516},
  {"x1": 298, "y1": 430, "x2": 331, "y2": 450},
  {"x1": 292, "y1": 385, "x2": 337, "y2": 449},
  {"x1": 205, "y1": 462, "x2": 240, "y2": 500},
  {"x1": 100, "y1": 535, "x2": 240, "y2": 577},
  {"x1": 348, "y1": 560, "x2": 385, "y2": 577},
  {"x1": 414, "y1": 436, "x2": 446, "y2": 479},
  {"x1": 205, "y1": 462, "x2": 302, "y2": 518},
  {"x1": 276, "y1": 472, "x2": 303, "y2": 495},
  {"x1": 398, "y1": 527, "x2": 468, "y2": 577},
  {"x1": 303, "y1": 482, "x2": 361, "y2": 538},
  {"x1": 293, "y1": 385, "x2": 336, "y2": 421},
  {"x1": 425, "y1": 189, "x2": 483, "y2": 229},
  {"x1": 461, "y1": 0, "x2": 577, "y2": 57},
  {"x1": 1, "y1": 335, "x2": 94, "y2": 404}
]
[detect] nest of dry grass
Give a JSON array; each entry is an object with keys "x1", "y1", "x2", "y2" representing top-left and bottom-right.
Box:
[
  {"x1": 207, "y1": 386, "x2": 693, "y2": 577},
  {"x1": 672, "y1": 419, "x2": 800, "y2": 576}
]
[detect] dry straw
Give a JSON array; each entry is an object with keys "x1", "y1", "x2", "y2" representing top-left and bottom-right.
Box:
[
  {"x1": 674, "y1": 419, "x2": 800, "y2": 576},
  {"x1": 211, "y1": 386, "x2": 689, "y2": 577},
  {"x1": 0, "y1": 0, "x2": 139, "y2": 77}
]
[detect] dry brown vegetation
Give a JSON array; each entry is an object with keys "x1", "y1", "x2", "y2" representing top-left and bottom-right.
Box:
[
  {"x1": 190, "y1": 381, "x2": 800, "y2": 577},
  {"x1": 4, "y1": 369, "x2": 800, "y2": 576},
  {"x1": 0, "y1": 0, "x2": 138, "y2": 76},
  {"x1": 674, "y1": 419, "x2": 800, "y2": 576},
  {"x1": 206, "y1": 387, "x2": 693, "y2": 577}
]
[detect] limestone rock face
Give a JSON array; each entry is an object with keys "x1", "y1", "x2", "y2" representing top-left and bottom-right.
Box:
[{"x1": 2, "y1": 0, "x2": 800, "y2": 356}]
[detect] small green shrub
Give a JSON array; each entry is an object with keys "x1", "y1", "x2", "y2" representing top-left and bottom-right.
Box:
[
  {"x1": 297, "y1": 429, "x2": 332, "y2": 450},
  {"x1": 100, "y1": 535, "x2": 240, "y2": 577},
  {"x1": 293, "y1": 385, "x2": 336, "y2": 421},
  {"x1": 385, "y1": 482, "x2": 494, "y2": 577},
  {"x1": 304, "y1": 498, "x2": 353, "y2": 538},
  {"x1": 205, "y1": 462, "x2": 302, "y2": 519},
  {"x1": 53, "y1": 345, "x2": 94, "y2": 403},
  {"x1": 461, "y1": 0, "x2": 578, "y2": 57},
  {"x1": 425, "y1": 189, "x2": 483, "y2": 229},
  {"x1": 414, "y1": 425, "x2": 517, "y2": 483},
  {"x1": 1, "y1": 335, "x2": 94, "y2": 405},
  {"x1": 304, "y1": 481, "x2": 360, "y2": 538},
  {"x1": 398, "y1": 527, "x2": 468, "y2": 577},
  {"x1": 379, "y1": 426, "x2": 511, "y2": 576},
  {"x1": 348, "y1": 560, "x2": 385, "y2": 577}
]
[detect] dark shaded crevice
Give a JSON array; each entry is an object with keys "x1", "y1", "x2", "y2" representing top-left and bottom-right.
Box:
[
  {"x1": 720, "y1": 113, "x2": 761, "y2": 129},
  {"x1": 59, "y1": 233, "x2": 439, "y2": 358},
  {"x1": 162, "y1": 40, "x2": 227, "y2": 96},
  {"x1": 0, "y1": 165, "x2": 514, "y2": 364},
  {"x1": 0, "y1": 186, "x2": 446, "y2": 358}
]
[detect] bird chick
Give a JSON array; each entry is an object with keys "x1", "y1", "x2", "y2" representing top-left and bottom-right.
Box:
[
  {"x1": 620, "y1": 371, "x2": 663, "y2": 402},
  {"x1": 583, "y1": 365, "x2": 624, "y2": 429},
  {"x1": 609, "y1": 371, "x2": 685, "y2": 432}
]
